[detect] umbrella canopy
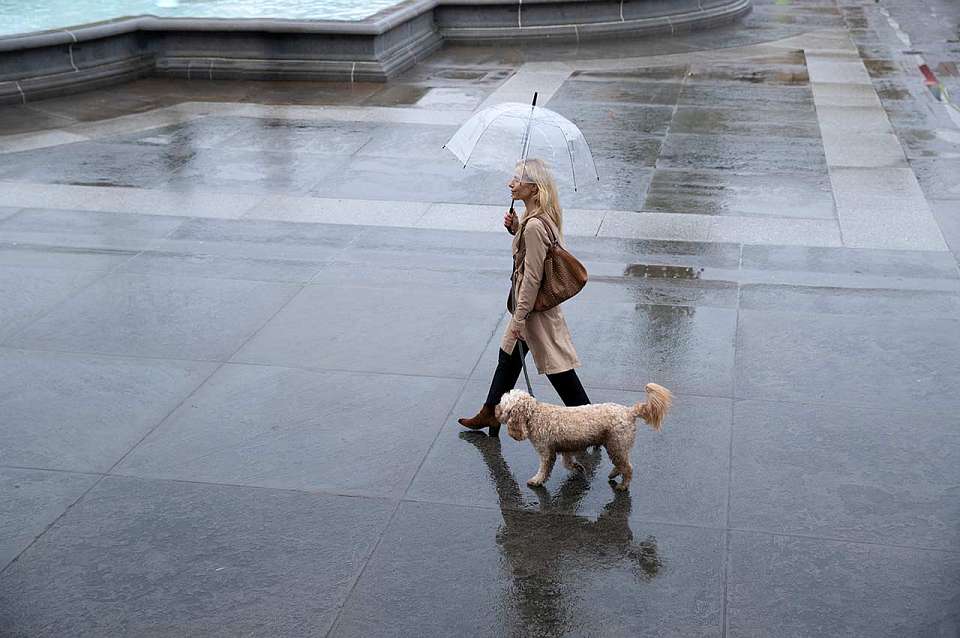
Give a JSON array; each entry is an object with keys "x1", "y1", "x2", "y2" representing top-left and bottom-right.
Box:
[{"x1": 443, "y1": 101, "x2": 600, "y2": 192}]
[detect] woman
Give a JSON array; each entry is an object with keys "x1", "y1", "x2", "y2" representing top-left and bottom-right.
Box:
[{"x1": 459, "y1": 158, "x2": 590, "y2": 435}]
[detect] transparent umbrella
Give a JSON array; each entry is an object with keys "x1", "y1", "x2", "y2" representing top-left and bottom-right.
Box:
[{"x1": 443, "y1": 95, "x2": 600, "y2": 192}]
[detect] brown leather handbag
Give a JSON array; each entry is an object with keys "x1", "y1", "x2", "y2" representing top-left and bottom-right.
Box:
[{"x1": 508, "y1": 215, "x2": 588, "y2": 313}]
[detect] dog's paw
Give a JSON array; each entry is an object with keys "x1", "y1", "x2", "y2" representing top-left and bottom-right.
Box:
[
  {"x1": 527, "y1": 477, "x2": 545, "y2": 487},
  {"x1": 613, "y1": 482, "x2": 630, "y2": 492}
]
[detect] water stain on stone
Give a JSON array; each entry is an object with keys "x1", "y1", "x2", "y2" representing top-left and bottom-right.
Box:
[
  {"x1": 744, "y1": 51, "x2": 807, "y2": 66},
  {"x1": 572, "y1": 66, "x2": 688, "y2": 82},
  {"x1": 687, "y1": 68, "x2": 808, "y2": 86},
  {"x1": 67, "y1": 181, "x2": 129, "y2": 188},
  {"x1": 863, "y1": 58, "x2": 897, "y2": 78},
  {"x1": 624, "y1": 264, "x2": 703, "y2": 280},
  {"x1": 877, "y1": 86, "x2": 910, "y2": 101},
  {"x1": 935, "y1": 62, "x2": 958, "y2": 78},
  {"x1": 363, "y1": 85, "x2": 430, "y2": 107},
  {"x1": 430, "y1": 69, "x2": 489, "y2": 81}
]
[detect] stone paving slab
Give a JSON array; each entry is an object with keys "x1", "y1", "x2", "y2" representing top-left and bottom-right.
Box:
[
  {"x1": 0, "y1": 477, "x2": 396, "y2": 638},
  {"x1": 829, "y1": 167, "x2": 947, "y2": 250},
  {"x1": 0, "y1": 468, "x2": 98, "y2": 568},
  {"x1": 0, "y1": 207, "x2": 184, "y2": 239},
  {"x1": 658, "y1": 133, "x2": 827, "y2": 173},
  {"x1": 820, "y1": 131, "x2": 907, "y2": 167},
  {"x1": 931, "y1": 200, "x2": 960, "y2": 255},
  {"x1": 730, "y1": 399, "x2": 960, "y2": 550},
  {"x1": 242, "y1": 195, "x2": 429, "y2": 227},
  {"x1": 726, "y1": 531, "x2": 960, "y2": 638},
  {"x1": 114, "y1": 364, "x2": 463, "y2": 497},
  {"x1": 810, "y1": 81, "x2": 883, "y2": 107},
  {"x1": 804, "y1": 56, "x2": 874, "y2": 84},
  {"x1": 816, "y1": 104, "x2": 894, "y2": 135},
  {"x1": 5, "y1": 273, "x2": 302, "y2": 361},
  {"x1": 0, "y1": 348, "x2": 216, "y2": 472},
  {"x1": 643, "y1": 169, "x2": 835, "y2": 219},
  {"x1": 0, "y1": 241, "x2": 140, "y2": 272},
  {"x1": 233, "y1": 283, "x2": 503, "y2": 378},
  {"x1": 736, "y1": 308, "x2": 960, "y2": 409},
  {"x1": 0, "y1": 266, "x2": 104, "y2": 342}
]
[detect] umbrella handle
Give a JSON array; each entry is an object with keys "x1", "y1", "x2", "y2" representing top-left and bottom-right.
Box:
[{"x1": 512, "y1": 91, "x2": 539, "y2": 398}]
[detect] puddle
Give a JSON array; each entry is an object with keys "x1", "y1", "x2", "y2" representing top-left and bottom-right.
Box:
[{"x1": 624, "y1": 264, "x2": 703, "y2": 280}]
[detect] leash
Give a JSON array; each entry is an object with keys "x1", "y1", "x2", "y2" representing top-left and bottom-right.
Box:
[{"x1": 519, "y1": 340, "x2": 534, "y2": 397}]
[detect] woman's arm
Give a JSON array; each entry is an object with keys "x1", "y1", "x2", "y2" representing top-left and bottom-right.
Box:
[{"x1": 508, "y1": 219, "x2": 549, "y2": 336}]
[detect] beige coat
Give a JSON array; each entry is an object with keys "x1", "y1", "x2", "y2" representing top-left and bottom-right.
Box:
[{"x1": 501, "y1": 215, "x2": 581, "y2": 375}]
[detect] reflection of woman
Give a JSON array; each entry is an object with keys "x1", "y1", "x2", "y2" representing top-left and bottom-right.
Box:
[
  {"x1": 460, "y1": 159, "x2": 590, "y2": 435},
  {"x1": 459, "y1": 432, "x2": 661, "y2": 635}
]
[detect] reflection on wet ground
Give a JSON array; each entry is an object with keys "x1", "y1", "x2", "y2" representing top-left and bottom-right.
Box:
[
  {"x1": 623, "y1": 263, "x2": 703, "y2": 279},
  {"x1": 460, "y1": 432, "x2": 661, "y2": 636}
]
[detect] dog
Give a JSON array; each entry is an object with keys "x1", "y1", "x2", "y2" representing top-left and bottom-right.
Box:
[{"x1": 494, "y1": 384, "x2": 672, "y2": 491}]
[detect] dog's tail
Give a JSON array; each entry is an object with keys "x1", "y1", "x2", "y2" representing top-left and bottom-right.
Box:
[{"x1": 632, "y1": 383, "x2": 672, "y2": 432}]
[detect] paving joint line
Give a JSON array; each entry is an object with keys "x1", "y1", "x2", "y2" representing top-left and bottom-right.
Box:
[
  {"x1": 99, "y1": 226, "x2": 364, "y2": 479},
  {"x1": 0, "y1": 223, "x2": 176, "y2": 349},
  {"x1": 721, "y1": 242, "x2": 743, "y2": 638},
  {"x1": 324, "y1": 303, "x2": 506, "y2": 636}
]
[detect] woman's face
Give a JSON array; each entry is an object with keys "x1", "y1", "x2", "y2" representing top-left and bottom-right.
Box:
[{"x1": 508, "y1": 173, "x2": 538, "y2": 201}]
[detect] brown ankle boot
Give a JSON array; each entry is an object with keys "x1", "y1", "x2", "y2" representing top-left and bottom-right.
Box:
[{"x1": 458, "y1": 404, "x2": 500, "y2": 435}]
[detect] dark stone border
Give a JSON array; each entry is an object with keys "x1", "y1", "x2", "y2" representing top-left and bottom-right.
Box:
[{"x1": 0, "y1": 0, "x2": 750, "y2": 105}]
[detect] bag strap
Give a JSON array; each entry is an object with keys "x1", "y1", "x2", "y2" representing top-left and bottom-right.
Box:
[
  {"x1": 512, "y1": 214, "x2": 554, "y2": 398},
  {"x1": 514, "y1": 214, "x2": 558, "y2": 270}
]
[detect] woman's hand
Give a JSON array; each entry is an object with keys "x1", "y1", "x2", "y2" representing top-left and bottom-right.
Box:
[
  {"x1": 504, "y1": 208, "x2": 517, "y2": 234},
  {"x1": 510, "y1": 320, "x2": 524, "y2": 341}
]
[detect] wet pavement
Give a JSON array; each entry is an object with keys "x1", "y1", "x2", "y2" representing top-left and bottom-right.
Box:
[{"x1": 1, "y1": 1, "x2": 960, "y2": 636}]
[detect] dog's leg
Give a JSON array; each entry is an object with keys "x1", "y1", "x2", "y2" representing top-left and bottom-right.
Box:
[
  {"x1": 608, "y1": 449, "x2": 633, "y2": 491},
  {"x1": 617, "y1": 460, "x2": 634, "y2": 491},
  {"x1": 562, "y1": 452, "x2": 585, "y2": 474},
  {"x1": 528, "y1": 450, "x2": 556, "y2": 487},
  {"x1": 605, "y1": 444, "x2": 621, "y2": 480}
]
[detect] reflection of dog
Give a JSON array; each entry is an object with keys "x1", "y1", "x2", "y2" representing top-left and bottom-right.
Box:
[
  {"x1": 495, "y1": 384, "x2": 672, "y2": 490},
  {"x1": 459, "y1": 431, "x2": 662, "y2": 634}
]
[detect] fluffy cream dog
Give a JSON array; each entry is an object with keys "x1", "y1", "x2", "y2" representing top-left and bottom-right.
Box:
[{"x1": 495, "y1": 384, "x2": 672, "y2": 490}]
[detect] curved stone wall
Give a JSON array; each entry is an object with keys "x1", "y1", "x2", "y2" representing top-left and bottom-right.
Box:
[{"x1": 0, "y1": 0, "x2": 750, "y2": 105}]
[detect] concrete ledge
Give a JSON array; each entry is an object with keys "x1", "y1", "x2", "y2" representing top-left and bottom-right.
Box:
[
  {"x1": 0, "y1": 0, "x2": 750, "y2": 104},
  {"x1": 438, "y1": 0, "x2": 751, "y2": 41}
]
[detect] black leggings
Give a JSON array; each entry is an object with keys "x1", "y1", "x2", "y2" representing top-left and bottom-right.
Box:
[{"x1": 485, "y1": 340, "x2": 590, "y2": 408}]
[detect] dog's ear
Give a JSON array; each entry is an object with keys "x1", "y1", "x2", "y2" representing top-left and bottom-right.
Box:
[{"x1": 507, "y1": 392, "x2": 534, "y2": 441}]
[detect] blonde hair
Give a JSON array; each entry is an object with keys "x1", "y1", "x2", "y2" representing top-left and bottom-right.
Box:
[{"x1": 517, "y1": 158, "x2": 563, "y2": 237}]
